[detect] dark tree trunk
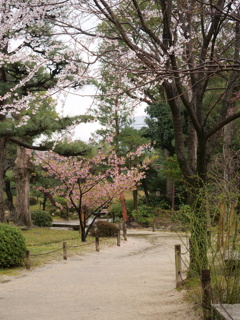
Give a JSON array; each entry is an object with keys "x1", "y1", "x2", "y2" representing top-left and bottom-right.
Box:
[
  {"x1": 78, "y1": 208, "x2": 87, "y2": 242},
  {"x1": 42, "y1": 193, "x2": 47, "y2": 211},
  {"x1": 4, "y1": 180, "x2": 16, "y2": 221},
  {"x1": 163, "y1": 149, "x2": 174, "y2": 202},
  {"x1": 120, "y1": 192, "x2": 129, "y2": 222},
  {"x1": 142, "y1": 179, "x2": 150, "y2": 205},
  {"x1": 171, "y1": 182, "x2": 175, "y2": 214},
  {"x1": 0, "y1": 138, "x2": 6, "y2": 222},
  {"x1": 188, "y1": 136, "x2": 209, "y2": 275},
  {"x1": 13, "y1": 146, "x2": 31, "y2": 227},
  {"x1": 132, "y1": 189, "x2": 138, "y2": 210},
  {"x1": 81, "y1": 228, "x2": 86, "y2": 242}
]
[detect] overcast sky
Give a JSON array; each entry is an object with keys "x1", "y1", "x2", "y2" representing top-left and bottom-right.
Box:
[{"x1": 58, "y1": 85, "x2": 147, "y2": 142}]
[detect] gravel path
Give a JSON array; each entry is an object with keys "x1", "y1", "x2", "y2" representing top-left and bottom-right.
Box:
[{"x1": 0, "y1": 230, "x2": 201, "y2": 320}]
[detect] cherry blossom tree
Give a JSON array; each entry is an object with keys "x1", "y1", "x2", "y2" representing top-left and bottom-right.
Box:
[{"x1": 32, "y1": 146, "x2": 150, "y2": 241}]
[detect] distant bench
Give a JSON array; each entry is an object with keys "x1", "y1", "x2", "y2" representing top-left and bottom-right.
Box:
[
  {"x1": 51, "y1": 218, "x2": 109, "y2": 230},
  {"x1": 51, "y1": 222, "x2": 80, "y2": 230}
]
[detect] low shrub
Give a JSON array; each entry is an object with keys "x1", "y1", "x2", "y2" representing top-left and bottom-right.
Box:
[
  {"x1": 29, "y1": 196, "x2": 38, "y2": 206},
  {"x1": 0, "y1": 224, "x2": 27, "y2": 268},
  {"x1": 108, "y1": 202, "x2": 122, "y2": 221},
  {"x1": 108, "y1": 198, "x2": 144, "y2": 221},
  {"x1": 92, "y1": 220, "x2": 119, "y2": 237},
  {"x1": 31, "y1": 210, "x2": 53, "y2": 227},
  {"x1": 132, "y1": 205, "x2": 155, "y2": 227},
  {"x1": 48, "y1": 196, "x2": 75, "y2": 219}
]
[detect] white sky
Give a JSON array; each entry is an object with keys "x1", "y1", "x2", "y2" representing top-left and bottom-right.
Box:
[
  {"x1": 58, "y1": 85, "x2": 146, "y2": 142},
  {"x1": 54, "y1": 13, "x2": 147, "y2": 142}
]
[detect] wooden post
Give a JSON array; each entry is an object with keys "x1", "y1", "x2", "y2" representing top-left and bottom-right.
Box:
[
  {"x1": 201, "y1": 269, "x2": 212, "y2": 320},
  {"x1": 117, "y1": 229, "x2": 121, "y2": 246},
  {"x1": 95, "y1": 237, "x2": 100, "y2": 252},
  {"x1": 152, "y1": 219, "x2": 156, "y2": 232},
  {"x1": 25, "y1": 250, "x2": 30, "y2": 270},
  {"x1": 122, "y1": 222, "x2": 127, "y2": 241},
  {"x1": 63, "y1": 242, "x2": 67, "y2": 260},
  {"x1": 175, "y1": 244, "x2": 182, "y2": 288}
]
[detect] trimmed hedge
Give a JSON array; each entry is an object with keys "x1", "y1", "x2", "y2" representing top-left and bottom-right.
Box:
[
  {"x1": 29, "y1": 196, "x2": 38, "y2": 206},
  {"x1": 92, "y1": 220, "x2": 119, "y2": 237},
  {"x1": 0, "y1": 224, "x2": 27, "y2": 268},
  {"x1": 31, "y1": 210, "x2": 53, "y2": 227}
]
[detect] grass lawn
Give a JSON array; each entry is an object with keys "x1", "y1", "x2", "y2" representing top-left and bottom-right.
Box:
[{"x1": 0, "y1": 227, "x2": 116, "y2": 278}]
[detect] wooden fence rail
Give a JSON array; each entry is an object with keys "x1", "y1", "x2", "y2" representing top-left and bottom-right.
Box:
[{"x1": 25, "y1": 230, "x2": 126, "y2": 269}]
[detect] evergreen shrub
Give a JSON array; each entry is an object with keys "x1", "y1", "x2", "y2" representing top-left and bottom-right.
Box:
[
  {"x1": 29, "y1": 196, "x2": 38, "y2": 206},
  {"x1": 0, "y1": 224, "x2": 26, "y2": 268},
  {"x1": 48, "y1": 196, "x2": 74, "y2": 219},
  {"x1": 132, "y1": 205, "x2": 154, "y2": 226},
  {"x1": 108, "y1": 198, "x2": 144, "y2": 221},
  {"x1": 92, "y1": 220, "x2": 119, "y2": 237},
  {"x1": 31, "y1": 210, "x2": 52, "y2": 227}
]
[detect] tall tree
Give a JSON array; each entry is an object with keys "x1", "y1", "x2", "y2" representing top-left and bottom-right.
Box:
[
  {"x1": 5, "y1": 96, "x2": 91, "y2": 226},
  {"x1": 62, "y1": 0, "x2": 240, "y2": 274},
  {"x1": 0, "y1": 1, "x2": 89, "y2": 222},
  {"x1": 92, "y1": 70, "x2": 150, "y2": 219},
  {"x1": 92, "y1": 71, "x2": 140, "y2": 221},
  {"x1": 143, "y1": 102, "x2": 185, "y2": 203},
  {"x1": 13, "y1": 146, "x2": 31, "y2": 226}
]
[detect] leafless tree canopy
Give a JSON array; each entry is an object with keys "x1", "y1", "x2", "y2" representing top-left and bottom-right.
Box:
[{"x1": 57, "y1": 0, "x2": 240, "y2": 184}]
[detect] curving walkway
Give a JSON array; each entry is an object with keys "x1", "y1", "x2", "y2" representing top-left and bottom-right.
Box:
[{"x1": 0, "y1": 230, "x2": 201, "y2": 320}]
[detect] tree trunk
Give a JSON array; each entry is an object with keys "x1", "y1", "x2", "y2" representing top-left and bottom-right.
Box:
[
  {"x1": 166, "y1": 178, "x2": 174, "y2": 202},
  {"x1": 171, "y1": 182, "x2": 175, "y2": 214},
  {"x1": 78, "y1": 208, "x2": 87, "y2": 242},
  {"x1": 164, "y1": 149, "x2": 174, "y2": 202},
  {"x1": 132, "y1": 189, "x2": 138, "y2": 210},
  {"x1": 188, "y1": 140, "x2": 209, "y2": 276},
  {"x1": 13, "y1": 146, "x2": 31, "y2": 227},
  {"x1": 223, "y1": 121, "x2": 234, "y2": 191},
  {"x1": 0, "y1": 138, "x2": 6, "y2": 222},
  {"x1": 142, "y1": 179, "x2": 150, "y2": 205},
  {"x1": 81, "y1": 228, "x2": 86, "y2": 242},
  {"x1": 42, "y1": 193, "x2": 47, "y2": 211},
  {"x1": 222, "y1": 119, "x2": 236, "y2": 249},
  {"x1": 188, "y1": 206, "x2": 209, "y2": 276},
  {"x1": 4, "y1": 180, "x2": 16, "y2": 221},
  {"x1": 120, "y1": 192, "x2": 129, "y2": 222}
]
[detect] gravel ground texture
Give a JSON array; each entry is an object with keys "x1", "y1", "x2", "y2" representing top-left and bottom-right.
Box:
[{"x1": 0, "y1": 230, "x2": 201, "y2": 320}]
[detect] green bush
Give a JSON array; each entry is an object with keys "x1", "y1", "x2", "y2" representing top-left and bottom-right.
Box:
[
  {"x1": 92, "y1": 220, "x2": 119, "y2": 237},
  {"x1": 48, "y1": 196, "x2": 74, "y2": 219},
  {"x1": 132, "y1": 205, "x2": 155, "y2": 226},
  {"x1": 31, "y1": 210, "x2": 53, "y2": 227},
  {"x1": 108, "y1": 198, "x2": 144, "y2": 221},
  {"x1": 0, "y1": 224, "x2": 26, "y2": 268},
  {"x1": 29, "y1": 196, "x2": 38, "y2": 206}
]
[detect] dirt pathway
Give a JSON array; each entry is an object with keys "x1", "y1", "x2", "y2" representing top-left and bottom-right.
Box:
[{"x1": 0, "y1": 230, "x2": 201, "y2": 320}]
